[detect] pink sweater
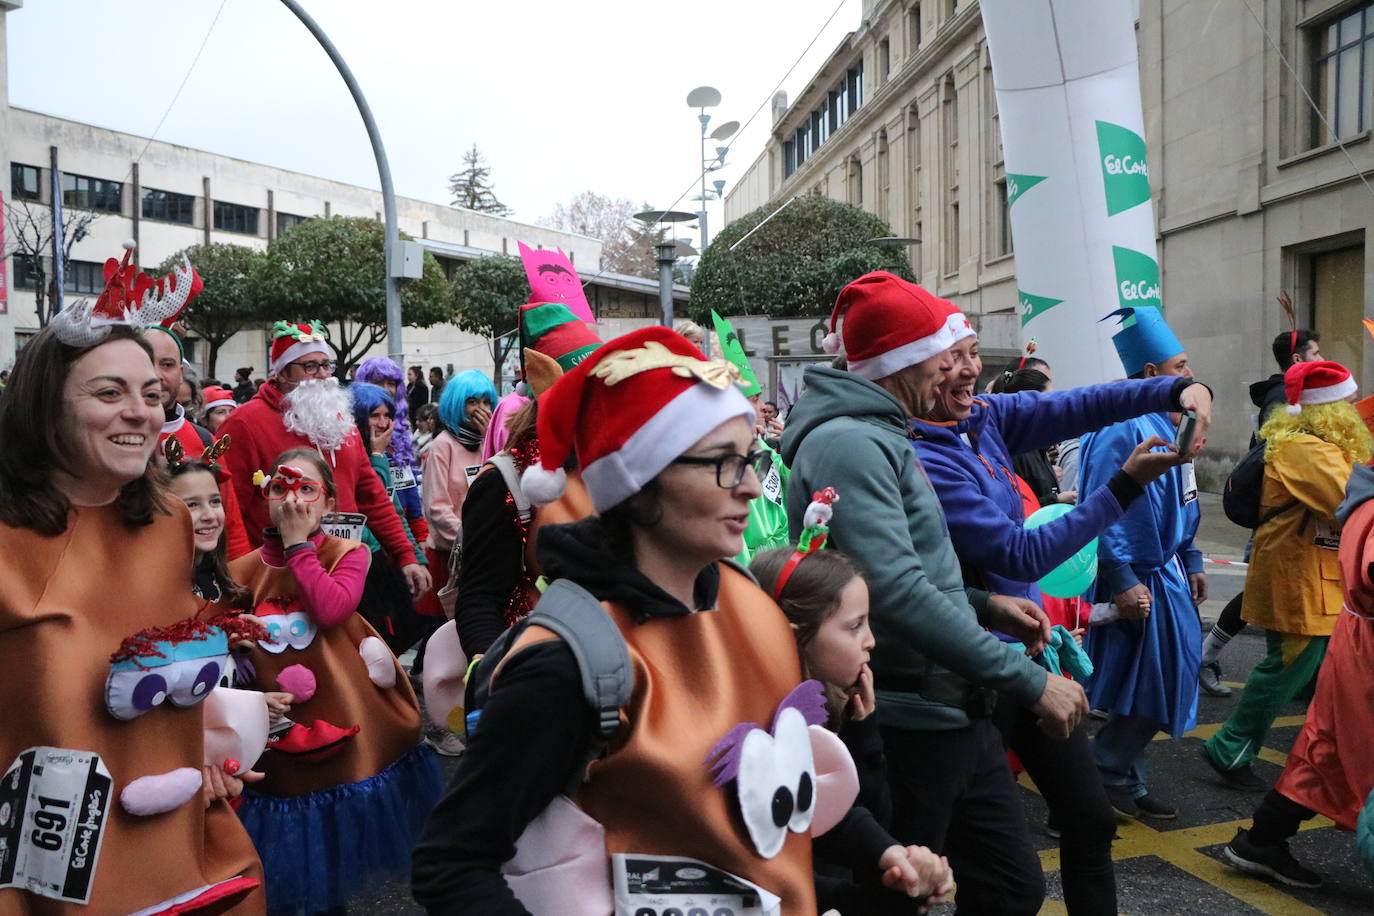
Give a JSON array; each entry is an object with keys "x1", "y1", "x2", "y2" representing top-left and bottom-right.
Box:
[
  {"x1": 421, "y1": 431, "x2": 483, "y2": 551},
  {"x1": 261, "y1": 532, "x2": 371, "y2": 628}
]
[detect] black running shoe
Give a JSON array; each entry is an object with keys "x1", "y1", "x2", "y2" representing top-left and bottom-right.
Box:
[
  {"x1": 1201, "y1": 746, "x2": 1268, "y2": 791},
  {"x1": 1133, "y1": 792, "x2": 1177, "y2": 820},
  {"x1": 1223, "y1": 829, "x2": 1323, "y2": 888}
]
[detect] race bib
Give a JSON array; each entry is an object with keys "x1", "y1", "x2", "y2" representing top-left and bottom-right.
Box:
[
  {"x1": 759, "y1": 463, "x2": 783, "y2": 507},
  {"x1": 612, "y1": 854, "x2": 780, "y2": 916},
  {"x1": 464, "y1": 465, "x2": 483, "y2": 485},
  {"x1": 0, "y1": 747, "x2": 112, "y2": 905},
  {"x1": 1180, "y1": 463, "x2": 1198, "y2": 505},
  {"x1": 1313, "y1": 518, "x2": 1341, "y2": 550},
  {"x1": 321, "y1": 512, "x2": 366, "y2": 541},
  {"x1": 389, "y1": 458, "x2": 418, "y2": 491}
]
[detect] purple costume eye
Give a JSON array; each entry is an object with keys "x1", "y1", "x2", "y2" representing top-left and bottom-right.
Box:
[
  {"x1": 191, "y1": 661, "x2": 220, "y2": 698},
  {"x1": 132, "y1": 674, "x2": 168, "y2": 711}
]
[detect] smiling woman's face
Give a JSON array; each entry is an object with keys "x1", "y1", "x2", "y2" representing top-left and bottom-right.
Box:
[
  {"x1": 57, "y1": 339, "x2": 163, "y2": 503},
  {"x1": 931, "y1": 336, "x2": 982, "y2": 422}
]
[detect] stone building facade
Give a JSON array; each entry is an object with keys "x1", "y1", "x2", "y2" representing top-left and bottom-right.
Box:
[{"x1": 727, "y1": 0, "x2": 1374, "y2": 457}]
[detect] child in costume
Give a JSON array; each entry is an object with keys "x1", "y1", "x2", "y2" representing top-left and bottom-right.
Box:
[
  {"x1": 231, "y1": 448, "x2": 441, "y2": 915},
  {"x1": 165, "y1": 436, "x2": 254, "y2": 615},
  {"x1": 752, "y1": 489, "x2": 954, "y2": 914}
]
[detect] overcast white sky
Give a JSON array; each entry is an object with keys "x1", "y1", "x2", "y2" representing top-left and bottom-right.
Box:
[{"x1": 7, "y1": 0, "x2": 863, "y2": 237}]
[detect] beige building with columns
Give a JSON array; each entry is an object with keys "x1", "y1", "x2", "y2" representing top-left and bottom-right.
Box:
[{"x1": 727, "y1": 0, "x2": 1374, "y2": 461}]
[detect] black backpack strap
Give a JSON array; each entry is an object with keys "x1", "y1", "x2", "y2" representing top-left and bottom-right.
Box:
[
  {"x1": 1257, "y1": 499, "x2": 1301, "y2": 527},
  {"x1": 527, "y1": 579, "x2": 633, "y2": 738}
]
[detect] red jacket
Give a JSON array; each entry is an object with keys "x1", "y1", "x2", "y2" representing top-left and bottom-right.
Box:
[
  {"x1": 216, "y1": 381, "x2": 419, "y2": 568},
  {"x1": 160, "y1": 413, "x2": 252, "y2": 560}
]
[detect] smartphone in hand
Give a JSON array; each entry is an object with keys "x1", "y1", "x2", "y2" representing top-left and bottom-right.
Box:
[{"x1": 1175, "y1": 409, "x2": 1198, "y2": 455}]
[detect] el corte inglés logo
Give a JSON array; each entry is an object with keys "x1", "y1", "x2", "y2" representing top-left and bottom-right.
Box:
[
  {"x1": 1018, "y1": 291, "x2": 1063, "y2": 327},
  {"x1": 1112, "y1": 246, "x2": 1161, "y2": 309},
  {"x1": 1096, "y1": 121, "x2": 1151, "y2": 216},
  {"x1": 1006, "y1": 173, "x2": 1046, "y2": 208}
]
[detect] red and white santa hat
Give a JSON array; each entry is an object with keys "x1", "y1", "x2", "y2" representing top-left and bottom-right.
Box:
[
  {"x1": 201, "y1": 386, "x2": 236, "y2": 413},
  {"x1": 1284, "y1": 360, "x2": 1357, "y2": 415},
  {"x1": 268, "y1": 320, "x2": 330, "y2": 377},
  {"x1": 822, "y1": 271, "x2": 974, "y2": 380},
  {"x1": 520, "y1": 326, "x2": 755, "y2": 513}
]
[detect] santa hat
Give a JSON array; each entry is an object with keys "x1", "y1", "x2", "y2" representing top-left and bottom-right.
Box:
[
  {"x1": 822, "y1": 271, "x2": 972, "y2": 380},
  {"x1": 202, "y1": 386, "x2": 236, "y2": 413},
  {"x1": 520, "y1": 326, "x2": 754, "y2": 512},
  {"x1": 268, "y1": 320, "x2": 330, "y2": 377},
  {"x1": 1284, "y1": 360, "x2": 1357, "y2": 415}
]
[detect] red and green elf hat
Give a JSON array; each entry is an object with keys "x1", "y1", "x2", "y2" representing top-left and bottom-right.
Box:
[{"x1": 520, "y1": 302, "x2": 601, "y2": 372}]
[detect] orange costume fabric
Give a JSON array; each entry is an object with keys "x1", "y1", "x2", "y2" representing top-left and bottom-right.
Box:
[
  {"x1": 0, "y1": 505, "x2": 263, "y2": 916},
  {"x1": 514, "y1": 564, "x2": 818, "y2": 914},
  {"x1": 229, "y1": 537, "x2": 422, "y2": 796},
  {"x1": 1276, "y1": 492, "x2": 1374, "y2": 830}
]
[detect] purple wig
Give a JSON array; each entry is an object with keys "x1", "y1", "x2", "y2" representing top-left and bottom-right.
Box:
[{"x1": 355, "y1": 356, "x2": 416, "y2": 469}]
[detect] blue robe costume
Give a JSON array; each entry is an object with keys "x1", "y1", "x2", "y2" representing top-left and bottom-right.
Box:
[{"x1": 1080, "y1": 412, "x2": 1203, "y2": 737}]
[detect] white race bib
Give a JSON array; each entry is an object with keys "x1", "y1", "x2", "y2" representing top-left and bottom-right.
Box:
[
  {"x1": 759, "y1": 463, "x2": 784, "y2": 507},
  {"x1": 0, "y1": 747, "x2": 112, "y2": 905},
  {"x1": 1180, "y1": 463, "x2": 1198, "y2": 505},
  {"x1": 1313, "y1": 518, "x2": 1341, "y2": 550},
  {"x1": 321, "y1": 512, "x2": 367, "y2": 542},
  {"x1": 612, "y1": 854, "x2": 780, "y2": 916},
  {"x1": 389, "y1": 458, "x2": 418, "y2": 491},
  {"x1": 464, "y1": 465, "x2": 483, "y2": 485}
]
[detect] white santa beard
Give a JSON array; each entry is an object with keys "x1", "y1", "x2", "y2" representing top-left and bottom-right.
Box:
[{"x1": 282, "y1": 378, "x2": 355, "y2": 454}]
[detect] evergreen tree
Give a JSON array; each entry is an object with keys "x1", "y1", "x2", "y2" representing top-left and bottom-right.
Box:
[{"x1": 448, "y1": 144, "x2": 513, "y2": 216}]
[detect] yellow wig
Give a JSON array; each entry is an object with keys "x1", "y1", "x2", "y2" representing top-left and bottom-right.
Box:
[{"x1": 1261, "y1": 399, "x2": 1374, "y2": 466}]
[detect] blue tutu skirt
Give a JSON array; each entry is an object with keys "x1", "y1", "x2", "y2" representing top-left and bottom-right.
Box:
[
  {"x1": 1084, "y1": 558, "x2": 1201, "y2": 737},
  {"x1": 238, "y1": 744, "x2": 443, "y2": 915}
]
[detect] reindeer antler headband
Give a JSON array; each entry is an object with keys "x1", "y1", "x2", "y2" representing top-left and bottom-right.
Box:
[{"x1": 51, "y1": 241, "x2": 202, "y2": 347}]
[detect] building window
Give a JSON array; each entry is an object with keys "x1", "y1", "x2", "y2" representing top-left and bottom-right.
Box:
[
  {"x1": 213, "y1": 201, "x2": 260, "y2": 235},
  {"x1": 908, "y1": 3, "x2": 922, "y2": 54},
  {"x1": 943, "y1": 74, "x2": 960, "y2": 274},
  {"x1": 848, "y1": 62, "x2": 865, "y2": 111},
  {"x1": 277, "y1": 212, "x2": 307, "y2": 235},
  {"x1": 11, "y1": 163, "x2": 41, "y2": 202},
  {"x1": 65, "y1": 259, "x2": 104, "y2": 295},
  {"x1": 877, "y1": 131, "x2": 891, "y2": 221},
  {"x1": 142, "y1": 188, "x2": 195, "y2": 225},
  {"x1": 784, "y1": 140, "x2": 797, "y2": 178},
  {"x1": 1308, "y1": 242, "x2": 1366, "y2": 378},
  {"x1": 879, "y1": 38, "x2": 891, "y2": 82},
  {"x1": 993, "y1": 177, "x2": 1012, "y2": 257},
  {"x1": 62, "y1": 173, "x2": 123, "y2": 213},
  {"x1": 1310, "y1": 2, "x2": 1374, "y2": 147},
  {"x1": 12, "y1": 253, "x2": 42, "y2": 289},
  {"x1": 848, "y1": 155, "x2": 864, "y2": 207}
]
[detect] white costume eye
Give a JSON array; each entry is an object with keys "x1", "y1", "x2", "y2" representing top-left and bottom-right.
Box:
[
  {"x1": 256, "y1": 611, "x2": 317, "y2": 653},
  {"x1": 733, "y1": 707, "x2": 817, "y2": 858},
  {"x1": 165, "y1": 655, "x2": 229, "y2": 707}
]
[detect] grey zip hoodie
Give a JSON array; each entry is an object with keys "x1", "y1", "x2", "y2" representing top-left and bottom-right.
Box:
[
  {"x1": 781, "y1": 366, "x2": 1047, "y2": 731},
  {"x1": 1336, "y1": 461, "x2": 1374, "y2": 526}
]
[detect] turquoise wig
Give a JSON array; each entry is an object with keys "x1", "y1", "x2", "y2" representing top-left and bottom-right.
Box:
[{"x1": 438, "y1": 370, "x2": 498, "y2": 433}]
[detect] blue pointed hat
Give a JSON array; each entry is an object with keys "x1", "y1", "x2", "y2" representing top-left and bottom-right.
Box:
[{"x1": 1101, "y1": 307, "x2": 1184, "y2": 376}]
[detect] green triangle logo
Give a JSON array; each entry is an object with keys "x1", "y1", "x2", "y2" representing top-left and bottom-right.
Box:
[
  {"x1": 1096, "y1": 121, "x2": 1151, "y2": 216},
  {"x1": 1018, "y1": 290, "x2": 1064, "y2": 327},
  {"x1": 1006, "y1": 173, "x2": 1046, "y2": 208},
  {"x1": 1112, "y1": 246, "x2": 1161, "y2": 309}
]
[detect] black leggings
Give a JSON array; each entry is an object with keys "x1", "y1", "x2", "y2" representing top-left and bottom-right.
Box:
[
  {"x1": 1004, "y1": 708, "x2": 1119, "y2": 916},
  {"x1": 1215, "y1": 591, "x2": 1247, "y2": 639},
  {"x1": 1248, "y1": 789, "x2": 1317, "y2": 846}
]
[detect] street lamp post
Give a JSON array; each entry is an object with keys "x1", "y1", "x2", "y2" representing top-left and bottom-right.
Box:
[
  {"x1": 279, "y1": 0, "x2": 407, "y2": 366},
  {"x1": 686, "y1": 87, "x2": 739, "y2": 252},
  {"x1": 635, "y1": 209, "x2": 698, "y2": 327}
]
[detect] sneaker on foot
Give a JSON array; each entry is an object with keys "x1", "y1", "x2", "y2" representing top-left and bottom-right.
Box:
[
  {"x1": 1045, "y1": 811, "x2": 1061, "y2": 839},
  {"x1": 1199, "y1": 661, "x2": 1233, "y2": 697},
  {"x1": 1200, "y1": 746, "x2": 1268, "y2": 791},
  {"x1": 1133, "y1": 792, "x2": 1177, "y2": 820},
  {"x1": 1223, "y1": 828, "x2": 1322, "y2": 888},
  {"x1": 424, "y1": 730, "x2": 465, "y2": 757},
  {"x1": 1104, "y1": 787, "x2": 1138, "y2": 819}
]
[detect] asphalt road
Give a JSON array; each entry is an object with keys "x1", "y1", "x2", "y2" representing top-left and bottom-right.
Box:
[{"x1": 356, "y1": 497, "x2": 1372, "y2": 914}]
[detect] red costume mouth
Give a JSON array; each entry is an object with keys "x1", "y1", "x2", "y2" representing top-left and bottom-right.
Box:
[{"x1": 266, "y1": 720, "x2": 360, "y2": 762}]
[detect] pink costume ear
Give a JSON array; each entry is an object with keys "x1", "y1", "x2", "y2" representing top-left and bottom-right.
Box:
[
  {"x1": 202, "y1": 687, "x2": 271, "y2": 772},
  {"x1": 358, "y1": 637, "x2": 398, "y2": 688},
  {"x1": 421, "y1": 621, "x2": 468, "y2": 732},
  {"x1": 807, "y1": 725, "x2": 859, "y2": 836},
  {"x1": 120, "y1": 767, "x2": 203, "y2": 816}
]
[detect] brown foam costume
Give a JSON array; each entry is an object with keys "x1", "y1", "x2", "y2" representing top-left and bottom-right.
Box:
[
  {"x1": 0, "y1": 505, "x2": 264, "y2": 916},
  {"x1": 228, "y1": 536, "x2": 422, "y2": 796}
]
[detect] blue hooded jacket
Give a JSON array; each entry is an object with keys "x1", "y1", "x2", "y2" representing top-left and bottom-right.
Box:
[{"x1": 909, "y1": 376, "x2": 1188, "y2": 604}]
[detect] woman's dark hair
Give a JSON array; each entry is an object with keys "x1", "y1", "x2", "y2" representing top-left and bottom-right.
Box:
[
  {"x1": 167, "y1": 461, "x2": 252, "y2": 610},
  {"x1": 995, "y1": 367, "x2": 1051, "y2": 395},
  {"x1": 273, "y1": 447, "x2": 338, "y2": 498},
  {"x1": 750, "y1": 548, "x2": 864, "y2": 648},
  {"x1": 504, "y1": 399, "x2": 537, "y2": 447},
  {"x1": 597, "y1": 479, "x2": 665, "y2": 563},
  {"x1": 992, "y1": 356, "x2": 1050, "y2": 393},
  {"x1": 0, "y1": 325, "x2": 168, "y2": 535}
]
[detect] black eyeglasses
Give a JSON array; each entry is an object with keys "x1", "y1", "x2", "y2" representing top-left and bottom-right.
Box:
[
  {"x1": 671, "y1": 449, "x2": 763, "y2": 489},
  {"x1": 288, "y1": 359, "x2": 335, "y2": 376}
]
